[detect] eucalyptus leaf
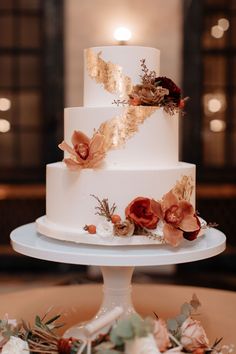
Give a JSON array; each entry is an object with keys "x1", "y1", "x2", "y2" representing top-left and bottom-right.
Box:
[
  {"x1": 176, "y1": 313, "x2": 187, "y2": 326},
  {"x1": 167, "y1": 318, "x2": 178, "y2": 332},
  {"x1": 180, "y1": 302, "x2": 192, "y2": 317},
  {"x1": 113, "y1": 318, "x2": 134, "y2": 339},
  {"x1": 110, "y1": 328, "x2": 124, "y2": 346}
]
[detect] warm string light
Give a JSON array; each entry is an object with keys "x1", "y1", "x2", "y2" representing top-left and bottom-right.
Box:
[{"x1": 113, "y1": 27, "x2": 132, "y2": 44}]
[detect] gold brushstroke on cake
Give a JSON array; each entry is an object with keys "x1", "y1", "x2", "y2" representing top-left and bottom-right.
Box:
[
  {"x1": 172, "y1": 175, "x2": 194, "y2": 202},
  {"x1": 97, "y1": 106, "x2": 158, "y2": 151},
  {"x1": 85, "y1": 48, "x2": 133, "y2": 98}
]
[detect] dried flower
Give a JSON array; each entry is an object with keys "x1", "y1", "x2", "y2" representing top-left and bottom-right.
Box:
[
  {"x1": 125, "y1": 197, "x2": 160, "y2": 230},
  {"x1": 59, "y1": 130, "x2": 106, "y2": 170},
  {"x1": 180, "y1": 317, "x2": 209, "y2": 351},
  {"x1": 153, "y1": 190, "x2": 201, "y2": 247},
  {"x1": 153, "y1": 319, "x2": 171, "y2": 352},
  {"x1": 1, "y1": 337, "x2": 30, "y2": 354},
  {"x1": 92, "y1": 195, "x2": 116, "y2": 221},
  {"x1": 114, "y1": 219, "x2": 135, "y2": 237},
  {"x1": 129, "y1": 83, "x2": 168, "y2": 106}
]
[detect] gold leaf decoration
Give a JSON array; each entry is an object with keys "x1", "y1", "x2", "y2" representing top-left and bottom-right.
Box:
[
  {"x1": 97, "y1": 106, "x2": 158, "y2": 151},
  {"x1": 172, "y1": 175, "x2": 194, "y2": 202},
  {"x1": 85, "y1": 48, "x2": 133, "y2": 98}
]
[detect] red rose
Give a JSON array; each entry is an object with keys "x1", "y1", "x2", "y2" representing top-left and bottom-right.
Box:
[{"x1": 125, "y1": 197, "x2": 159, "y2": 229}]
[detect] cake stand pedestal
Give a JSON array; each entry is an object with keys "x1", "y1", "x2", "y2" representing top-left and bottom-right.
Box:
[{"x1": 10, "y1": 223, "x2": 226, "y2": 338}]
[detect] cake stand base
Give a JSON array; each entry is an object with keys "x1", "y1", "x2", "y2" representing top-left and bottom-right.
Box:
[
  {"x1": 63, "y1": 266, "x2": 135, "y2": 338},
  {"x1": 10, "y1": 223, "x2": 226, "y2": 340}
]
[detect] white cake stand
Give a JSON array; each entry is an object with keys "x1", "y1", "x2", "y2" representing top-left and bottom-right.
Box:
[{"x1": 10, "y1": 223, "x2": 226, "y2": 338}]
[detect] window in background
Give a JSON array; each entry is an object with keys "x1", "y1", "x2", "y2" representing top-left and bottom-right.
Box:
[
  {"x1": 0, "y1": 0, "x2": 63, "y2": 183},
  {"x1": 183, "y1": 0, "x2": 236, "y2": 183}
]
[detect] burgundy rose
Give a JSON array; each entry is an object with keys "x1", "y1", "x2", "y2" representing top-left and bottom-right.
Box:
[
  {"x1": 154, "y1": 76, "x2": 181, "y2": 105},
  {"x1": 125, "y1": 197, "x2": 160, "y2": 229}
]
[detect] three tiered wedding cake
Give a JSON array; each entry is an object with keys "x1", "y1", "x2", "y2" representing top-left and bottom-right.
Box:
[{"x1": 36, "y1": 46, "x2": 203, "y2": 247}]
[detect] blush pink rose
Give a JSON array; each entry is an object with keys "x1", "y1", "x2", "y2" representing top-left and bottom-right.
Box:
[{"x1": 180, "y1": 318, "x2": 209, "y2": 351}]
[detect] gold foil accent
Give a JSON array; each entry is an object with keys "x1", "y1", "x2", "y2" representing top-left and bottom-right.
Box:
[
  {"x1": 173, "y1": 175, "x2": 194, "y2": 202},
  {"x1": 97, "y1": 106, "x2": 158, "y2": 151},
  {"x1": 85, "y1": 48, "x2": 133, "y2": 98}
]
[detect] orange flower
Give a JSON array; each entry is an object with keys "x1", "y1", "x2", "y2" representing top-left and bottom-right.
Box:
[
  {"x1": 59, "y1": 130, "x2": 106, "y2": 170},
  {"x1": 125, "y1": 197, "x2": 160, "y2": 229},
  {"x1": 153, "y1": 190, "x2": 201, "y2": 247}
]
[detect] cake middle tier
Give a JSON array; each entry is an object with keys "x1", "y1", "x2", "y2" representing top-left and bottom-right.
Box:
[
  {"x1": 46, "y1": 162, "x2": 195, "y2": 232},
  {"x1": 64, "y1": 106, "x2": 179, "y2": 168}
]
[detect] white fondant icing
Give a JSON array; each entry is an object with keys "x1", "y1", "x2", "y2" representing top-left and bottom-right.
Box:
[
  {"x1": 64, "y1": 107, "x2": 179, "y2": 167},
  {"x1": 45, "y1": 162, "x2": 196, "y2": 232},
  {"x1": 84, "y1": 46, "x2": 160, "y2": 107}
]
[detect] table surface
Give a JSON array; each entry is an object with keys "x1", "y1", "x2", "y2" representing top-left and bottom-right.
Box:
[
  {"x1": 0, "y1": 284, "x2": 235, "y2": 344},
  {"x1": 10, "y1": 223, "x2": 226, "y2": 266}
]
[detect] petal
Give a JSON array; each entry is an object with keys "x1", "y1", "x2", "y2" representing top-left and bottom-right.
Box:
[
  {"x1": 86, "y1": 153, "x2": 106, "y2": 168},
  {"x1": 162, "y1": 190, "x2": 179, "y2": 211},
  {"x1": 63, "y1": 158, "x2": 81, "y2": 170},
  {"x1": 163, "y1": 223, "x2": 183, "y2": 247},
  {"x1": 150, "y1": 199, "x2": 163, "y2": 219},
  {"x1": 178, "y1": 200, "x2": 195, "y2": 217},
  {"x1": 89, "y1": 133, "x2": 106, "y2": 156},
  {"x1": 72, "y1": 130, "x2": 90, "y2": 147},
  {"x1": 58, "y1": 141, "x2": 77, "y2": 157},
  {"x1": 179, "y1": 214, "x2": 200, "y2": 232}
]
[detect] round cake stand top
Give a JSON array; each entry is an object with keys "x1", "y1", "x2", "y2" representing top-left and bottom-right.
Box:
[{"x1": 10, "y1": 223, "x2": 226, "y2": 267}]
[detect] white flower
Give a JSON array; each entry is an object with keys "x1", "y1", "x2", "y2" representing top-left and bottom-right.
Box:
[
  {"x1": 125, "y1": 334, "x2": 161, "y2": 354},
  {"x1": 1, "y1": 336, "x2": 30, "y2": 354},
  {"x1": 96, "y1": 221, "x2": 114, "y2": 238}
]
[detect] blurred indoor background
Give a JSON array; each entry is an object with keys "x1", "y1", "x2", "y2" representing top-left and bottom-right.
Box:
[{"x1": 0, "y1": 0, "x2": 235, "y2": 292}]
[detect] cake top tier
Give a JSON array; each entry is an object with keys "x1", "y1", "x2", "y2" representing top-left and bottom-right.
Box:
[{"x1": 83, "y1": 46, "x2": 160, "y2": 107}]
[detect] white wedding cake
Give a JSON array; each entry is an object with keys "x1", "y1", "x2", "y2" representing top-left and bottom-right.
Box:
[{"x1": 36, "y1": 46, "x2": 203, "y2": 247}]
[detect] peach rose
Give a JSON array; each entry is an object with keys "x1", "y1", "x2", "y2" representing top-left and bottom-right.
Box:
[
  {"x1": 153, "y1": 319, "x2": 171, "y2": 352},
  {"x1": 180, "y1": 318, "x2": 209, "y2": 351},
  {"x1": 125, "y1": 197, "x2": 160, "y2": 229}
]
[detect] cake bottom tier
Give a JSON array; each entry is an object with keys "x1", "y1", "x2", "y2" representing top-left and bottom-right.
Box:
[{"x1": 36, "y1": 162, "x2": 197, "y2": 245}]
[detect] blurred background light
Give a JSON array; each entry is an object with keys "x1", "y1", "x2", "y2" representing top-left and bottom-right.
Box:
[
  {"x1": 0, "y1": 119, "x2": 11, "y2": 133},
  {"x1": 218, "y1": 18, "x2": 230, "y2": 31},
  {"x1": 208, "y1": 98, "x2": 222, "y2": 112},
  {"x1": 211, "y1": 25, "x2": 224, "y2": 38},
  {"x1": 0, "y1": 98, "x2": 11, "y2": 111},
  {"x1": 210, "y1": 119, "x2": 226, "y2": 132}
]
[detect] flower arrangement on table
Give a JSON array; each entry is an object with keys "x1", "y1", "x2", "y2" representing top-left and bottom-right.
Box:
[{"x1": 0, "y1": 295, "x2": 233, "y2": 354}]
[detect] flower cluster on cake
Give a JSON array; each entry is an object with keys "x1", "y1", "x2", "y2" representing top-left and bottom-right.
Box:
[{"x1": 36, "y1": 46, "x2": 214, "y2": 247}]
